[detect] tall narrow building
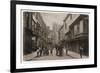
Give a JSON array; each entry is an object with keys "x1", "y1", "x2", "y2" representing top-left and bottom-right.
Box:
[
  {"x1": 52, "y1": 23, "x2": 61, "y2": 46},
  {"x1": 23, "y1": 12, "x2": 33, "y2": 55}
]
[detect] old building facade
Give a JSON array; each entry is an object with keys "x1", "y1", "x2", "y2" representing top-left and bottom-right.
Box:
[
  {"x1": 23, "y1": 12, "x2": 33, "y2": 55},
  {"x1": 23, "y1": 12, "x2": 50, "y2": 55},
  {"x1": 58, "y1": 14, "x2": 89, "y2": 56},
  {"x1": 69, "y1": 14, "x2": 89, "y2": 56}
]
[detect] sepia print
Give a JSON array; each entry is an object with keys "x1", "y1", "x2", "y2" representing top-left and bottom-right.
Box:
[
  {"x1": 11, "y1": 1, "x2": 97, "y2": 72},
  {"x1": 23, "y1": 11, "x2": 89, "y2": 61}
]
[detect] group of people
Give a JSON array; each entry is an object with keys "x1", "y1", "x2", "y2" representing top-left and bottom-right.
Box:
[
  {"x1": 36, "y1": 47, "x2": 55, "y2": 57},
  {"x1": 36, "y1": 47, "x2": 49, "y2": 57},
  {"x1": 36, "y1": 46, "x2": 70, "y2": 57},
  {"x1": 35, "y1": 46, "x2": 84, "y2": 58}
]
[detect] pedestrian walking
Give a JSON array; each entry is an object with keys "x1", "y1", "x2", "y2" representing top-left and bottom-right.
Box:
[
  {"x1": 37, "y1": 47, "x2": 40, "y2": 57},
  {"x1": 59, "y1": 46, "x2": 63, "y2": 56},
  {"x1": 50, "y1": 48, "x2": 53, "y2": 56},
  {"x1": 56, "y1": 47, "x2": 59, "y2": 56},
  {"x1": 53, "y1": 47, "x2": 55, "y2": 55},
  {"x1": 43, "y1": 47, "x2": 47, "y2": 56},
  {"x1": 63, "y1": 46, "x2": 66, "y2": 56},
  {"x1": 66, "y1": 47, "x2": 69, "y2": 56},
  {"x1": 80, "y1": 46, "x2": 83, "y2": 58},
  {"x1": 43, "y1": 47, "x2": 45, "y2": 56},
  {"x1": 39, "y1": 47, "x2": 42, "y2": 56}
]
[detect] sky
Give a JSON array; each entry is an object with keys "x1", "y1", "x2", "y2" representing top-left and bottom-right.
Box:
[{"x1": 40, "y1": 12, "x2": 68, "y2": 30}]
